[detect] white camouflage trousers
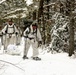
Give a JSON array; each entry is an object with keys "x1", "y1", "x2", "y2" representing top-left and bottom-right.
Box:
[
  {"x1": 24, "y1": 38, "x2": 39, "y2": 57},
  {"x1": 4, "y1": 34, "x2": 17, "y2": 50}
]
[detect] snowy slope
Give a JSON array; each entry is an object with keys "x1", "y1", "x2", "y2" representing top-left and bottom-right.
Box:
[
  {"x1": 0, "y1": 37, "x2": 76, "y2": 75},
  {"x1": 0, "y1": 52, "x2": 76, "y2": 75}
]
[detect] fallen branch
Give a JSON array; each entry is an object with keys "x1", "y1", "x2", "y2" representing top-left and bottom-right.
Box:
[{"x1": 0, "y1": 60, "x2": 25, "y2": 72}]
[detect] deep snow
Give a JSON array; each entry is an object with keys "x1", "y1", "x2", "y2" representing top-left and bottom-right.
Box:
[
  {"x1": 0, "y1": 0, "x2": 76, "y2": 74},
  {"x1": 0, "y1": 37, "x2": 76, "y2": 75},
  {"x1": 0, "y1": 51, "x2": 76, "y2": 75}
]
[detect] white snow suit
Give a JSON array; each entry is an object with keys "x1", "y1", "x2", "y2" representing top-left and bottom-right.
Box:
[
  {"x1": 23, "y1": 24, "x2": 42, "y2": 57},
  {"x1": 1, "y1": 23, "x2": 19, "y2": 50}
]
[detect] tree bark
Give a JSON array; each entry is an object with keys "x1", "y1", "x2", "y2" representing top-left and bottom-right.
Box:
[
  {"x1": 46, "y1": 0, "x2": 50, "y2": 19},
  {"x1": 68, "y1": 0, "x2": 75, "y2": 56},
  {"x1": 69, "y1": 18, "x2": 74, "y2": 56},
  {"x1": 33, "y1": 11, "x2": 36, "y2": 20},
  {"x1": 38, "y1": 0, "x2": 44, "y2": 20}
]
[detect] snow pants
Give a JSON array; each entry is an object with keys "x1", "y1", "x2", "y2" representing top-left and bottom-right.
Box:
[
  {"x1": 17, "y1": 34, "x2": 22, "y2": 45},
  {"x1": 24, "y1": 38, "x2": 39, "y2": 57},
  {"x1": 2, "y1": 35, "x2": 6, "y2": 45},
  {"x1": 4, "y1": 34, "x2": 17, "y2": 50}
]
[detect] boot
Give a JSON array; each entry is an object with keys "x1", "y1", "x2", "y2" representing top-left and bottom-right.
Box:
[
  {"x1": 33, "y1": 57, "x2": 41, "y2": 61},
  {"x1": 23, "y1": 55, "x2": 28, "y2": 59}
]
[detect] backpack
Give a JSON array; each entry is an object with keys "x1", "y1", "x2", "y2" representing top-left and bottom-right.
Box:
[
  {"x1": 5, "y1": 24, "x2": 15, "y2": 34},
  {"x1": 23, "y1": 19, "x2": 33, "y2": 30}
]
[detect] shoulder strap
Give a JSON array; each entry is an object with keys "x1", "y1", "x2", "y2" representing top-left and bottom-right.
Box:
[
  {"x1": 13, "y1": 24, "x2": 15, "y2": 33},
  {"x1": 5, "y1": 25, "x2": 8, "y2": 33},
  {"x1": 5, "y1": 24, "x2": 15, "y2": 34}
]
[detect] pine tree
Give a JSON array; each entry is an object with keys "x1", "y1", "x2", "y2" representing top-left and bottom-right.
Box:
[
  {"x1": 66, "y1": 0, "x2": 75, "y2": 56},
  {"x1": 49, "y1": 12, "x2": 69, "y2": 53}
]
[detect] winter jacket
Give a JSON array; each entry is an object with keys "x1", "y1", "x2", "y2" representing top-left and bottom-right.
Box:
[
  {"x1": 1, "y1": 23, "x2": 19, "y2": 38},
  {"x1": 24, "y1": 25, "x2": 42, "y2": 42}
]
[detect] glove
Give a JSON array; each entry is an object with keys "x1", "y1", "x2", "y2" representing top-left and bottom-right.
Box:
[
  {"x1": 20, "y1": 34, "x2": 23, "y2": 37},
  {"x1": 5, "y1": 30, "x2": 7, "y2": 33},
  {"x1": 1, "y1": 32, "x2": 5, "y2": 35},
  {"x1": 15, "y1": 32, "x2": 18, "y2": 35},
  {"x1": 38, "y1": 41, "x2": 42, "y2": 44},
  {"x1": 2, "y1": 32, "x2": 3, "y2": 35}
]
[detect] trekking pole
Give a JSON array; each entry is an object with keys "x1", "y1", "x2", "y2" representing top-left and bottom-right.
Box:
[
  {"x1": 24, "y1": 36, "x2": 28, "y2": 55},
  {"x1": 1, "y1": 32, "x2": 4, "y2": 45},
  {"x1": 3, "y1": 34, "x2": 6, "y2": 53},
  {"x1": 0, "y1": 34, "x2": 3, "y2": 51},
  {"x1": 15, "y1": 32, "x2": 18, "y2": 45}
]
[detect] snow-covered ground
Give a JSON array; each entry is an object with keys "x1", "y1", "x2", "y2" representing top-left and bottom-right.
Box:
[
  {"x1": 0, "y1": 51, "x2": 76, "y2": 75},
  {"x1": 0, "y1": 37, "x2": 76, "y2": 75}
]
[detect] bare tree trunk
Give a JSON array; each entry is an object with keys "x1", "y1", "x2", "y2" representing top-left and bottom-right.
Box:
[
  {"x1": 47, "y1": 0, "x2": 50, "y2": 19},
  {"x1": 69, "y1": 17, "x2": 74, "y2": 56},
  {"x1": 38, "y1": 0, "x2": 44, "y2": 20},
  {"x1": 68, "y1": 0, "x2": 75, "y2": 56},
  {"x1": 38, "y1": 0, "x2": 45, "y2": 44},
  {"x1": 33, "y1": 11, "x2": 36, "y2": 20},
  {"x1": 46, "y1": 0, "x2": 50, "y2": 44}
]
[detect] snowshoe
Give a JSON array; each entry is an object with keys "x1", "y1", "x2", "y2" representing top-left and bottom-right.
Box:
[
  {"x1": 32, "y1": 57, "x2": 41, "y2": 61},
  {"x1": 23, "y1": 55, "x2": 28, "y2": 60}
]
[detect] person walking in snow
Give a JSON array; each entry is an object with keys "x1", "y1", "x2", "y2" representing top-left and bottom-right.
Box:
[
  {"x1": 1, "y1": 19, "x2": 19, "y2": 51},
  {"x1": 23, "y1": 22, "x2": 42, "y2": 60}
]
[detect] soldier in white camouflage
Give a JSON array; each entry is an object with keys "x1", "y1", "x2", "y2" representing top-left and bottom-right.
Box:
[
  {"x1": 1, "y1": 19, "x2": 19, "y2": 51},
  {"x1": 23, "y1": 22, "x2": 42, "y2": 60}
]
